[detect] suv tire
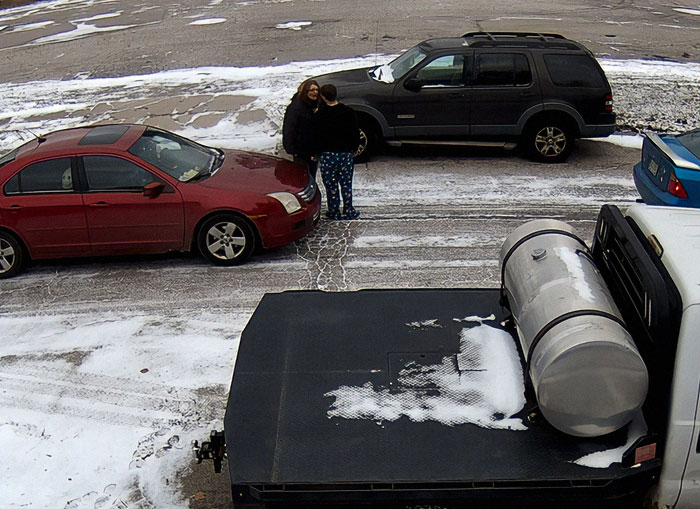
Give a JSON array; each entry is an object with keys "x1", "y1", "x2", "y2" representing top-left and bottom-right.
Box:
[
  {"x1": 354, "y1": 121, "x2": 377, "y2": 163},
  {"x1": 524, "y1": 120, "x2": 574, "y2": 163}
]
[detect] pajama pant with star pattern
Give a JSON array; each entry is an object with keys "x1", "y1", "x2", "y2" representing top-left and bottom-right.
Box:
[{"x1": 319, "y1": 152, "x2": 356, "y2": 219}]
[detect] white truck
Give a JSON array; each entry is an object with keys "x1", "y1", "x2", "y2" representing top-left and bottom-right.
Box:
[{"x1": 196, "y1": 203, "x2": 700, "y2": 508}]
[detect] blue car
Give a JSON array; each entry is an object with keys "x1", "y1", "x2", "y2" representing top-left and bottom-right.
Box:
[{"x1": 634, "y1": 129, "x2": 700, "y2": 207}]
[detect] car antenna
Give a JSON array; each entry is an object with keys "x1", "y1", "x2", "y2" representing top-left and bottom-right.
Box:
[
  {"x1": 25, "y1": 128, "x2": 47, "y2": 144},
  {"x1": 374, "y1": 20, "x2": 379, "y2": 66}
]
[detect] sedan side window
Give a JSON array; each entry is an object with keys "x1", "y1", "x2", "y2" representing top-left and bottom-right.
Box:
[
  {"x1": 3, "y1": 157, "x2": 74, "y2": 195},
  {"x1": 415, "y1": 54, "x2": 465, "y2": 87},
  {"x1": 473, "y1": 53, "x2": 532, "y2": 87},
  {"x1": 83, "y1": 156, "x2": 160, "y2": 192}
]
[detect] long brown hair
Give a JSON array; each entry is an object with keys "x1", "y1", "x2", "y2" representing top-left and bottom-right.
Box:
[{"x1": 297, "y1": 79, "x2": 319, "y2": 107}]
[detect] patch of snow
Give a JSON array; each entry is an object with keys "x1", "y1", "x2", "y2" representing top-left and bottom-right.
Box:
[
  {"x1": 73, "y1": 11, "x2": 123, "y2": 23},
  {"x1": 27, "y1": 22, "x2": 139, "y2": 45},
  {"x1": 325, "y1": 324, "x2": 526, "y2": 430},
  {"x1": 453, "y1": 314, "x2": 496, "y2": 323},
  {"x1": 275, "y1": 21, "x2": 311, "y2": 30},
  {"x1": 0, "y1": 311, "x2": 247, "y2": 508},
  {"x1": 595, "y1": 133, "x2": 644, "y2": 149},
  {"x1": 406, "y1": 319, "x2": 442, "y2": 329},
  {"x1": 189, "y1": 17, "x2": 227, "y2": 25},
  {"x1": 344, "y1": 260, "x2": 499, "y2": 269},
  {"x1": 573, "y1": 412, "x2": 647, "y2": 468},
  {"x1": 7, "y1": 20, "x2": 54, "y2": 32},
  {"x1": 674, "y1": 7, "x2": 700, "y2": 16},
  {"x1": 353, "y1": 234, "x2": 482, "y2": 248},
  {"x1": 553, "y1": 247, "x2": 596, "y2": 302}
]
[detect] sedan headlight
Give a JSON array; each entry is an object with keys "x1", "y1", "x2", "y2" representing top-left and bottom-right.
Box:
[{"x1": 267, "y1": 192, "x2": 302, "y2": 214}]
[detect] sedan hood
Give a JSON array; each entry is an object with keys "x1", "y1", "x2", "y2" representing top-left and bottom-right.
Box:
[{"x1": 197, "y1": 150, "x2": 308, "y2": 193}]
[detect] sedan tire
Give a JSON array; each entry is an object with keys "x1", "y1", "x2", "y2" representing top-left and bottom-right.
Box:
[
  {"x1": 0, "y1": 231, "x2": 25, "y2": 279},
  {"x1": 197, "y1": 215, "x2": 255, "y2": 266}
]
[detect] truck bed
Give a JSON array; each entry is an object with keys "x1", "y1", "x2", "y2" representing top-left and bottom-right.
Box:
[{"x1": 225, "y1": 289, "x2": 659, "y2": 505}]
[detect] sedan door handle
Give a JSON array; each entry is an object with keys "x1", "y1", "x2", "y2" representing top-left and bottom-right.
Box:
[
  {"x1": 6, "y1": 205, "x2": 22, "y2": 212},
  {"x1": 88, "y1": 202, "x2": 110, "y2": 208}
]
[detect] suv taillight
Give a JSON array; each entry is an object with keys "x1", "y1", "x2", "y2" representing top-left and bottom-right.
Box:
[
  {"x1": 604, "y1": 93, "x2": 613, "y2": 113},
  {"x1": 668, "y1": 174, "x2": 688, "y2": 198}
]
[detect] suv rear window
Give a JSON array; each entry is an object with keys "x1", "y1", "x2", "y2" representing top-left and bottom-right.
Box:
[
  {"x1": 544, "y1": 54, "x2": 604, "y2": 87},
  {"x1": 677, "y1": 128, "x2": 700, "y2": 160}
]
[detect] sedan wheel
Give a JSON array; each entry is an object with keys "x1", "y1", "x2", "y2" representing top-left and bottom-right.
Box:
[
  {"x1": 197, "y1": 215, "x2": 254, "y2": 266},
  {"x1": 0, "y1": 232, "x2": 25, "y2": 279}
]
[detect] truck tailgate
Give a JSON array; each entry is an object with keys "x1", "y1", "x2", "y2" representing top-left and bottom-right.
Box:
[{"x1": 225, "y1": 289, "x2": 657, "y2": 503}]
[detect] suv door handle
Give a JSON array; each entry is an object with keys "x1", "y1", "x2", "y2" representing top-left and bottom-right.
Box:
[
  {"x1": 5, "y1": 205, "x2": 22, "y2": 212},
  {"x1": 88, "y1": 202, "x2": 110, "y2": 208}
]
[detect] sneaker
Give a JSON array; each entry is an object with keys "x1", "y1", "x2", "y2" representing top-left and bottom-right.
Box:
[
  {"x1": 325, "y1": 211, "x2": 342, "y2": 220},
  {"x1": 343, "y1": 209, "x2": 361, "y2": 220}
]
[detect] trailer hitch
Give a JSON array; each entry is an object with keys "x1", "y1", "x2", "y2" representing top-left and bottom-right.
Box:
[{"x1": 192, "y1": 430, "x2": 226, "y2": 473}]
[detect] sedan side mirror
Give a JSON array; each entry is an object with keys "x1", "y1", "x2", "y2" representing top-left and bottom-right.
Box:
[
  {"x1": 143, "y1": 181, "x2": 165, "y2": 198},
  {"x1": 404, "y1": 78, "x2": 422, "y2": 93}
]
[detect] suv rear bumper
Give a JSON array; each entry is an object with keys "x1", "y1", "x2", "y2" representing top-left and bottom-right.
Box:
[{"x1": 580, "y1": 123, "x2": 616, "y2": 138}]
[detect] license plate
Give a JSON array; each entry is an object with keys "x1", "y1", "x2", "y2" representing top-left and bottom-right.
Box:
[{"x1": 648, "y1": 159, "x2": 659, "y2": 176}]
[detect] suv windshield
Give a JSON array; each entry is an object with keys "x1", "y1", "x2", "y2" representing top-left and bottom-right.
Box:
[
  {"x1": 369, "y1": 46, "x2": 427, "y2": 83},
  {"x1": 128, "y1": 128, "x2": 221, "y2": 182},
  {"x1": 677, "y1": 128, "x2": 700, "y2": 160}
]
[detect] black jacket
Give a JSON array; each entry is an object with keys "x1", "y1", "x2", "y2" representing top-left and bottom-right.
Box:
[
  {"x1": 313, "y1": 103, "x2": 360, "y2": 154},
  {"x1": 282, "y1": 94, "x2": 316, "y2": 159}
]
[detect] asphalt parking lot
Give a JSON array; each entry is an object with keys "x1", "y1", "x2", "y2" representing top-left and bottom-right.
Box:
[{"x1": 1, "y1": 0, "x2": 700, "y2": 507}]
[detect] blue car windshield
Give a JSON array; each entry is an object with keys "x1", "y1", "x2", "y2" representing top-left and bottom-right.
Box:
[{"x1": 677, "y1": 128, "x2": 700, "y2": 160}]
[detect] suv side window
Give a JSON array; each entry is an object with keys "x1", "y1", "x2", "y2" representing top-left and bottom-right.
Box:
[
  {"x1": 3, "y1": 157, "x2": 74, "y2": 195},
  {"x1": 473, "y1": 53, "x2": 531, "y2": 87},
  {"x1": 415, "y1": 54, "x2": 465, "y2": 87},
  {"x1": 543, "y1": 54, "x2": 604, "y2": 87},
  {"x1": 83, "y1": 156, "x2": 159, "y2": 192}
]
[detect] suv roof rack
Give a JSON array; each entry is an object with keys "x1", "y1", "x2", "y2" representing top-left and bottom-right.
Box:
[
  {"x1": 461, "y1": 31, "x2": 580, "y2": 50},
  {"x1": 462, "y1": 31, "x2": 566, "y2": 41}
]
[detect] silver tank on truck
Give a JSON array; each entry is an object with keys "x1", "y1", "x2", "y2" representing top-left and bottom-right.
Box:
[{"x1": 499, "y1": 219, "x2": 648, "y2": 437}]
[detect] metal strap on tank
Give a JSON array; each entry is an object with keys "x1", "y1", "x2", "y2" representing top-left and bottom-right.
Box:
[
  {"x1": 499, "y1": 229, "x2": 588, "y2": 304},
  {"x1": 524, "y1": 309, "x2": 627, "y2": 376}
]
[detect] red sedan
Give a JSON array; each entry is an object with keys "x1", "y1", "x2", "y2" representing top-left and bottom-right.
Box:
[{"x1": 0, "y1": 124, "x2": 321, "y2": 278}]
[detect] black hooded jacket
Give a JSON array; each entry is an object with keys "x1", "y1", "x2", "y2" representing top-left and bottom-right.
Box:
[{"x1": 282, "y1": 93, "x2": 316, "y2": 159}]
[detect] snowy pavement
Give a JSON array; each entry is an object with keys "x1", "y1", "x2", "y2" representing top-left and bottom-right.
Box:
[{"x1": 1, "y1": 4, "x2": 700, "y2": 507}]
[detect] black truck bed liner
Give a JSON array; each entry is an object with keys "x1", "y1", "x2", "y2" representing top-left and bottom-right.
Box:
[{"x1": 225, "y1": 288, "x2": 658, "y2": 505}]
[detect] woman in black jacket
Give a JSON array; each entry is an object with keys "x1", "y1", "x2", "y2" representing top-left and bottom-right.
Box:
[{"x1": 282, "y1": 79, "x2": 319, "y2": 177}]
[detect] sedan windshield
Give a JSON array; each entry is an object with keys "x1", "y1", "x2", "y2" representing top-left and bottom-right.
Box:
[
  {"x1": 677, "y1": 128, "x2": 700, "y2": 160},
  {"x1": 128, "y1": 128, "x2": 220, "y2": 182},
  {"x1": 369, "y1": 46, "x2": 428, "y2": 83}
]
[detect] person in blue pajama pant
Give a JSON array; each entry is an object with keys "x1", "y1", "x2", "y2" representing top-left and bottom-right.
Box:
[
  {"x1": 314, "y1": 84, "x2": 361, "y2": 220},
  {"x1": 318, "y1": 152, "x2": 357, "y2": 220}
]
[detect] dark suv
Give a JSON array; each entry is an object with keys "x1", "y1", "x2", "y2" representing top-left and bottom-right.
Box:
[{"x1": 315, "y1": 32, "x2": 616, "y2": 163}]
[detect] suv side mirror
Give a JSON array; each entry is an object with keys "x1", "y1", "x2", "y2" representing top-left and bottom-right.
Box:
[
  {"x1": 404, "y1": 78, "x2": 422, "y2": 93},
  {"x1": 143, "y1": 181, "x2": 165, "y2": 198}
]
